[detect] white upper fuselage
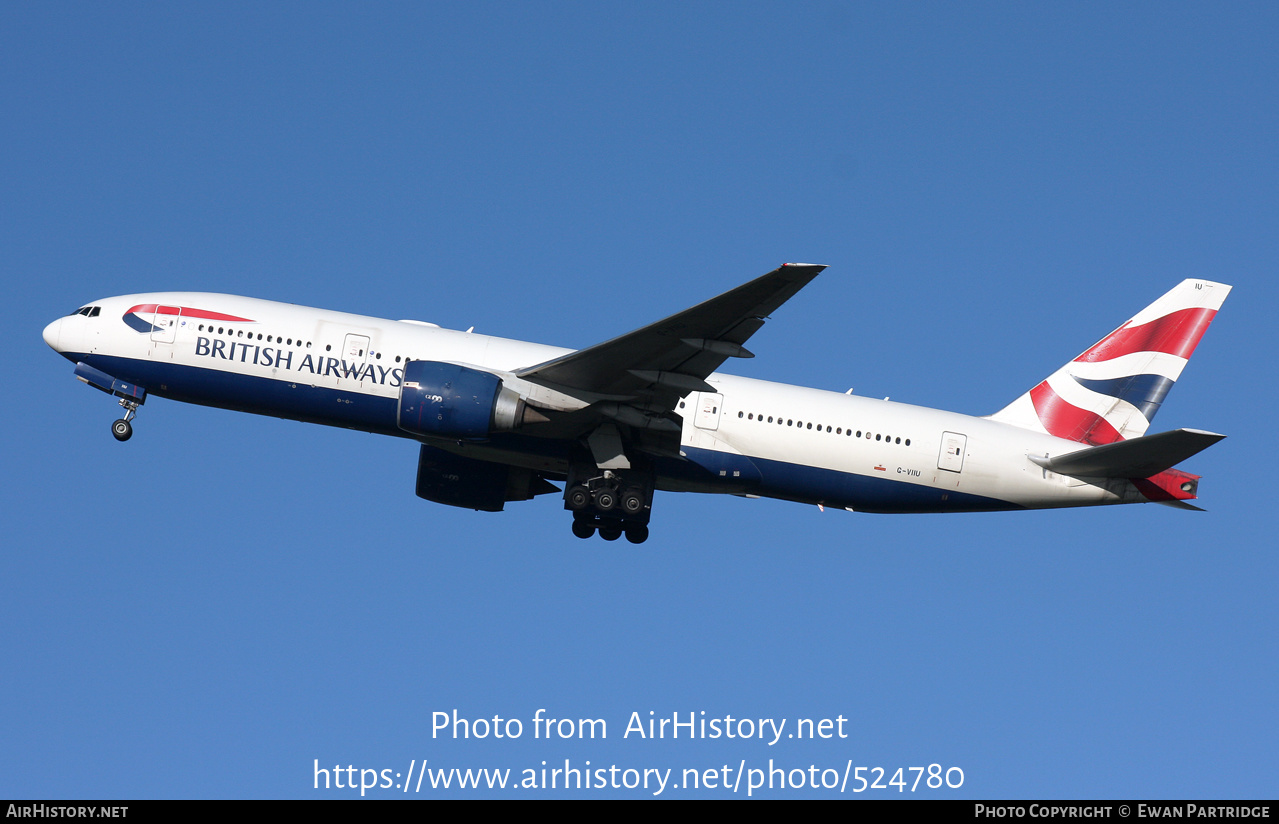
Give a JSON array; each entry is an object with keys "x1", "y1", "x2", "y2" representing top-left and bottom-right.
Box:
[{"x1": 44, "y1": 291, "x2": 1131, "y2": 514}]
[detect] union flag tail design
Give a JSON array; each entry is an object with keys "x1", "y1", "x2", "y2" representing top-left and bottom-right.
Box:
[{"x1": 990, "y1": 280, "x2": 1231, "y2": 445}]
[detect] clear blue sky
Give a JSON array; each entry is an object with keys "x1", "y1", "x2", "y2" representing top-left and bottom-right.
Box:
[{"x1": 4, "y1": 2, "x2": 1276, "y2": 799}]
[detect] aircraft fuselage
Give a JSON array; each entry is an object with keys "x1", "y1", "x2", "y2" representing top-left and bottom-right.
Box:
[{"x1": 43, "y1": 291, "x2": 1147, "y2": 518}]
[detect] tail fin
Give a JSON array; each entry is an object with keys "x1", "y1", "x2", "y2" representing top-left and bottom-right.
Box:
[{"x1": 990, "y1": 280, "x2": 1231, "y2": 445}]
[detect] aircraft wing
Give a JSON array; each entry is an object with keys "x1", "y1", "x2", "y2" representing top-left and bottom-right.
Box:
[{"x1": 515, "y1": 263, "x2": 826, "y2": 412}]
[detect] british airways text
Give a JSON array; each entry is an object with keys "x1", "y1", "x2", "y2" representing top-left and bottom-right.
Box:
[{"x1": 194, "y1": 336, "x2": 404, "y2": 386}]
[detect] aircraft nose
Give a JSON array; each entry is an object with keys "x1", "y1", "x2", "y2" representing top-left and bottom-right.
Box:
[{"x1": 43, "y1": 318, "x2": 63, "y2": 351}]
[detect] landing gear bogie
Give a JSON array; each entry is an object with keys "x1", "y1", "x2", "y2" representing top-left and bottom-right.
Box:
[{"x1": 563, "y1": 465, "x2": 654, "y2": 544}]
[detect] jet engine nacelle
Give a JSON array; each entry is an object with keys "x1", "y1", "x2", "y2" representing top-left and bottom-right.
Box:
[
  {"x1": 414, "y1": 444, "x2": 559, "y2": 512},
  {"x1": 397, "y1": 360, "x2": 528, "y2": 440}
]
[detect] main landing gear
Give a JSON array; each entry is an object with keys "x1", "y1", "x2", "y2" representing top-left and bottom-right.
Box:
[
  {"x1": 111, "y1": 398, "x2": 140, "y2": 442},
  {"x1": 564, "y1": 468, "x2": 653, "y2": 544},
  {"x1": 571, "y1": 514, "x2": 650, "y2": 544}
]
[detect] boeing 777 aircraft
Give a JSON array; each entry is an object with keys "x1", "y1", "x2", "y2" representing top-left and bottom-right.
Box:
[{"x1": 43, "y1": 265, "x2": 1229, "y2": 543}]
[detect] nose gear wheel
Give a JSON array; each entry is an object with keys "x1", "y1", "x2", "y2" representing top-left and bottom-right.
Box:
[{"x1": 111, "y1": 398, "x2": 141, "y2": 442}]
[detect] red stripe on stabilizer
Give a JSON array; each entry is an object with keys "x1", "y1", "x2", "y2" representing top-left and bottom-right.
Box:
[
  {"x1": 1029, "y1": 382, "x2": 1124, "y2": 445},
  {"x1": 126, "y1": 304, "x2": 255, "y2": 323},
  {"x1": 1133, "y1": 468, "x2": 1200, "y2": 501},
  {"x1": 1076, "y1": 307, "x2": 1217, "y2": 363}
]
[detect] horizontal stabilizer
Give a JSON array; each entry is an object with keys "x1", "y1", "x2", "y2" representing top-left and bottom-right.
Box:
[
  {"x1": 1153, "y1": 498, "x2": 1207, "y2": 512},
  {"x1": 1029, "y1": 428, "x2": 1225, "y2": 478}
]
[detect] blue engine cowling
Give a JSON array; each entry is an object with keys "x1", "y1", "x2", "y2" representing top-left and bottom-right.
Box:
[
  {"x1": 415, "y1": 444, "x2": 559, "y2": 511},
  {"x1": 397, "y1": 361, "x2": 527, "y2": 440}
]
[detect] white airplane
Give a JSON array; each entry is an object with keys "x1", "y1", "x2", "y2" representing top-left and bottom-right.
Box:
[{"x1": 43, "y1": 265, "x2": 1229, "y2": 543}]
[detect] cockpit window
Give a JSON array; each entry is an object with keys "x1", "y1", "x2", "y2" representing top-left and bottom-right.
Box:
[{"x1": 69, "y1": 306, "x2": 101, "y2": 317}]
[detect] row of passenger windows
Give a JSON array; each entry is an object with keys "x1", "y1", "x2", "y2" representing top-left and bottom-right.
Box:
[
  {"x1": 197, "y1": 323, "x2": 408, "y2": 362},
  {"x1": 737, "y1": 410, "x2": 911, "y2": 446},
  {"x1": 198, "y1": 323, "x2": 313, "y2": 349}
]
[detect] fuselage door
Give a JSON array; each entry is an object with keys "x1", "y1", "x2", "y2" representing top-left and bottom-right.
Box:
[
  {"x1": 150, "y1": 306, "x2": 181, "y2": 344},
  {"x1": 938, "y1": 431, "x2": 967, "y2": 473},
  {"x1": 694, "y1": 392, "x2": 723, "y2": 431},
  {"x1": 343, "y1": 334, "x2": 371, "y2": 369}
]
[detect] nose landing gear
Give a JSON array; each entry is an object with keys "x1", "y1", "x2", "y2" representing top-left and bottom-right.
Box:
[
  {"x1": 71, "y1": 363, "x2": 147, "y2": 443},
  {"x1": 111, "y1": 398, "x2": 141, "y2": 442}
]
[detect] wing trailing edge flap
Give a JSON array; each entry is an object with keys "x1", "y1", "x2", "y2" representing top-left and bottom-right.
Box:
[
  {"x1": 513, "y1": 264, "x2": 826, "y2": 412},
  {"x1": 1029, "y1": 428, "x2": 1225, "y2": 479}
]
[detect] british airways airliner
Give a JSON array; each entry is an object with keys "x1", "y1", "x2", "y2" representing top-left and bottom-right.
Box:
[{"x1": 43, "y1": 265, "x2": 1229, "y2": 543}]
